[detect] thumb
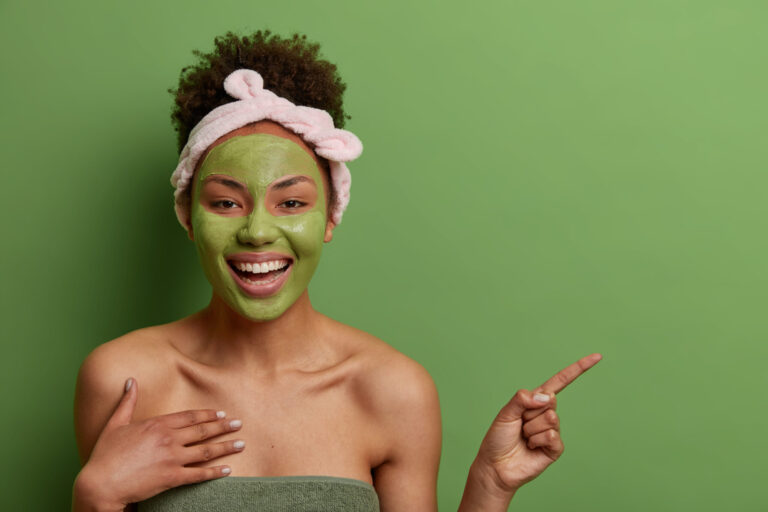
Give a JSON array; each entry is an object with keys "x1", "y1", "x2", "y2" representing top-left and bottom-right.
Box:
[
  {"x1": 103, "y1": 377, "x2": 138, "y2": 430},
  {"x1": 496, "y1": 389, "x2": 552, "y2": 422}
]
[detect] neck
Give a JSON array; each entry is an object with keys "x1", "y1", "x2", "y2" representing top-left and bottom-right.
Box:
[{"x1": 191, "y1": 289, "x2": 326, "y2": 374}]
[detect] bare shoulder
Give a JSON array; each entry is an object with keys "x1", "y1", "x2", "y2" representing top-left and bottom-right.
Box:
[
  {"x1": 76, "y1": 324, "x2": 174, "y2": 399},
  {"x1": 74, "y1": 323, "x2": 177, "y2": 465},
  {"x1": 323, "y1": 318, "x2": 442, "y2": 508},
  {"x1": 323, "y1": 317, "x2": 441, "y2": 434}
]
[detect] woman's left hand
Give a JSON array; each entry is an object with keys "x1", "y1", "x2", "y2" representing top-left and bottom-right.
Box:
[{"x1": 473, "y1": 353, "x2": 602, "y2": 496}]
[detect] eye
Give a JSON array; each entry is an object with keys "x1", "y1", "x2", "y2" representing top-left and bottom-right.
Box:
[
  {"x1": 279, "y1": 199, "x2": 306, "y2": 209},
  {"x1": 212, "y1": 199, "x2": 239, "y2": 209}
]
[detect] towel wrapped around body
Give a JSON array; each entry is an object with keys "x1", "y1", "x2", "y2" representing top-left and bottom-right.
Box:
[{"x1": 136, "y1": 475, "x2": 380, "y2": 512}]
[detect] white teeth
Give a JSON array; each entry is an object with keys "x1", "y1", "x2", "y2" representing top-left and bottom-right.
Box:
[
  {"x1": 234, "y1": 259, "x2": 290, "y2": 274},
  {"x1": 242, "y1": 275, "x2": 279, "y2": 285}
]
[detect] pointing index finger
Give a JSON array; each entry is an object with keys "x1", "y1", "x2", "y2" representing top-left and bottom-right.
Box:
[{"x1": 538, "y1": 353, "x2": 602, "y2": 395}]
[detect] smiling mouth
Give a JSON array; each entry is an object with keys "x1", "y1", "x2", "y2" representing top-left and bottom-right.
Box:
[{"x1": 227, "y1": 258, "x2": 292, "y2": 286}]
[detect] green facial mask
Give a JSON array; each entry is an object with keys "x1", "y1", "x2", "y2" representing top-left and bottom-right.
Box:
[{"x1": 190, "y1": 134, "x2": 328, "y2": 321}]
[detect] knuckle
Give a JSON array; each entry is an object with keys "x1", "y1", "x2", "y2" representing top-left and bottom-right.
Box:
[
  {"x1": 195, "y1": 424, "x2": 208, "y2": 440},
  {"x1": 513, "y1": 389, "x2": 528, "y2": 402},
  {"x1": 199, "y1": 445, "x2": 214, "y2": 461},
  {"x1": 185, "y1": 411, "x2": 198, "y2": 426},
  {"x1": 157, "y1": 434, "x2": 174, "y2": 447},
  {"x1": 546, "y1": 409, "x2": 558, "y2": 423},
  {"x1": 548, "y1": 429, "x2": 558, "y2": 441}
]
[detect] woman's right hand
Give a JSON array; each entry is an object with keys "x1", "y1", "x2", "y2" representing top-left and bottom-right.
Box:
[{"x1": 74, "y1": 377, "x2": 245, "y2": 510}]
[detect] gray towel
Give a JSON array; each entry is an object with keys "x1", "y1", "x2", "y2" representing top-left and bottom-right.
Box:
[{"x1": 136, "y1": 475, "x2": 380, "y2": 512}]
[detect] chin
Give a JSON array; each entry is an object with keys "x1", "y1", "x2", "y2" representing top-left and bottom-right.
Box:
[
  {"x1": 236, "y1": 307, "x2": 288, "y2": 322},
  {"x1": 227, "y1": 296, "x2": 296, "y2": 322},
  {"x1": 212, "y1": 277, "x2": 305, "y2": 322}
]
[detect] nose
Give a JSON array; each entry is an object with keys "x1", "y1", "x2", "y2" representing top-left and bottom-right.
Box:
[{"x1": 237, "y1": 203, "x2": 281, "y2": 246}]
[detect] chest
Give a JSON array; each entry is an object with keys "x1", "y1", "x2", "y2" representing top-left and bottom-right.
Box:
[{"x1": 133, "y1": 369, "x2": 382, "y2": 481}]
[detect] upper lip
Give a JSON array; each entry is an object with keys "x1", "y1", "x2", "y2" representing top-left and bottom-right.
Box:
[{"x1": 225, "y1": 251, "x2": 294, "y2": 264}]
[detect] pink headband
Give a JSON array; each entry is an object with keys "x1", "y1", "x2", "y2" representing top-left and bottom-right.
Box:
[{"x1": 170, "y1": 68, "x2": 363, "y2": 230}]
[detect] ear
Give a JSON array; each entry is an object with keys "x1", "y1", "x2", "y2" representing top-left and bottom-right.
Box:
[
  {"x1": 324, "y1": 219, "x2": 336, "y2": 243},
  {"x1": 187, "y1": 223, "x2": 195, "y2": 241}
]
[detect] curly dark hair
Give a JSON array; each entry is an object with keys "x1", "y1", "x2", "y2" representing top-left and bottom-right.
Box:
[
  {"x1": 168, "y1": 30, "x2": 349, "y2": 221},
  {"x1": 168, "y1": 30, "x2": 349, "y2": 154}
]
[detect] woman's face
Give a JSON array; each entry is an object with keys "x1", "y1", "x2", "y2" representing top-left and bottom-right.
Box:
[{"x1": 189, "y1": 125, "x2": 332, "y2": 321}]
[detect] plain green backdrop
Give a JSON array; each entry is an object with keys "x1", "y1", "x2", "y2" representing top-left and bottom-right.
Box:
[{"x1": 1, "y1": 0, "x2": 766, "y2": 510}]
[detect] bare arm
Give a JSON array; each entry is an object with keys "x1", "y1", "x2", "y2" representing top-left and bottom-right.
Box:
[
  {"x1": 71, "y1": 340, "x2": 244, "y2": 511},
  {"x1": 370, "y1": 358, "x2": 442, "y2": 512},
  {"x1": 72, "y1": 343, "x2": 135, "y2": 511},
  {"x1": 74, "y1": 343, "x2": 132, "y2": 465}
]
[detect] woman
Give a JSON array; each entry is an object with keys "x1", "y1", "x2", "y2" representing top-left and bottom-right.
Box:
[{"x1": 72, "y1": 31, "x2": 601, "y2": 511}]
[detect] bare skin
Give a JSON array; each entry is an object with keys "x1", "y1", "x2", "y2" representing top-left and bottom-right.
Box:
[
  {"x1": 74, "y1": 303, "x2": 442, "y2": 511},
  {"x1": 72, "y1": 121, "x2": 602, "y2": 512},
  {"x1": 73, "y1": 121, "x2": 442, "y2": 511}
]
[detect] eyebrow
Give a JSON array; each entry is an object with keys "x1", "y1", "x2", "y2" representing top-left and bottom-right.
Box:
[
  {"x1": 270, "y1": 175, "x2": 315, "y2": 191},
  {"x1": 203, "y1": 176, "x2": 247, "y2": 191}
]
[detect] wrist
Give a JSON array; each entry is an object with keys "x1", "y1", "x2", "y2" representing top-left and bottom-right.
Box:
[
  {"x1": 458, "y1": 459, "x2": 517, "y2": 512},
  {"x1": 473, "y1": 455, "x2": 521, "y2": 496},
  {"x1": 73, "y1": 467, "x2": 125, "y2": 512},
  {"x1": 472, "y1": 458, "x2": 519, "y2": 498}
]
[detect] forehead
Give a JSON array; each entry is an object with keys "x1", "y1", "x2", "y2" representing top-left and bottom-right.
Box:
[{"x1": 196, "y1": 133, "x2": 322, "y2": 189}]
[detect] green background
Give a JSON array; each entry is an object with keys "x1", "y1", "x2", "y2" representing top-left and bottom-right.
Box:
[{"x1": 1, "y1": 0, "x2": 766, "y2": 510}]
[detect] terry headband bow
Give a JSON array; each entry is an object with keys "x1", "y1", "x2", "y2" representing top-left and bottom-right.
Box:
[{"x1": 170, "y1": 68, "x2": 363, "y2": 231}]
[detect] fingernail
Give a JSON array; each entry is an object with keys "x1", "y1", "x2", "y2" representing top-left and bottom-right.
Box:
[
  {"x1": 229, "y1": 419, "x2": 242, "y2": 429},
  {"x1": 216, "y1": 411, "x2": 226, "y2": 419},
  {"x1": 124, "y1": 378, "x2": 133, "y2": 392},
  {"x1": 234, "y1": 440, "x2": 245, "y2": 450},
  {"x1": 221, "y1": 467, "x2": 231, "y2": 475},
  {"x1": 533, "y1": 393, "x2": 550, "y2": 403}
]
